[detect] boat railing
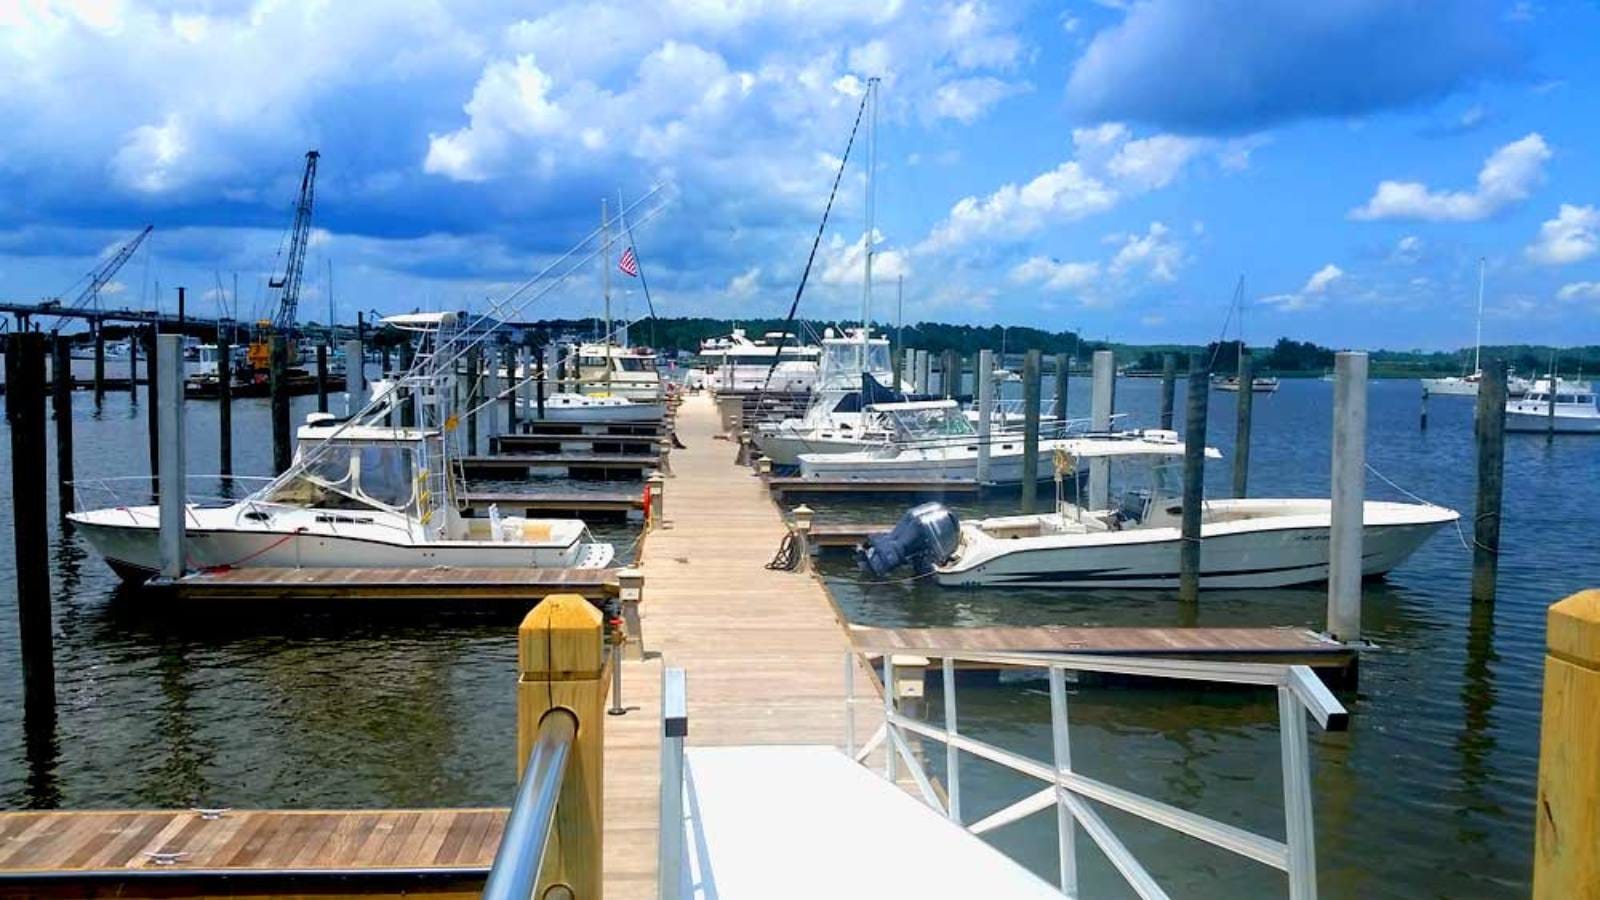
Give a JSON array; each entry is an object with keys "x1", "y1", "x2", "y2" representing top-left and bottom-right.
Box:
[
  {"x1": 657, "y1": 667, "x2": 689, "y2": 900},
  {"x1": 69, "y1": 475, "x2": 275, "y2": 513},
  {"x1": 481, "y1": 706, "x2": 580, "y2": 900},
  {"x1": 844, "y1": 648, "x2": 1348, "y2": 899}
]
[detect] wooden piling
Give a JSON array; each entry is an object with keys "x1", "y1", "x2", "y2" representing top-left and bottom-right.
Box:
[
  {"x1": 145, "y1": 328, "x2": 159, "y2": 491},
  {"x1": 465, "y1": 346, "x2": 480, "y2": 454},
  {"x1": 1532, "y1": 589, "x2": 1600, "y2": 899},
  {"x1": 50, "y1": 336, "x2": 75, "y2": 521},
  {"x1": 1179, "y1": 352, "x2": 1208, "y2": 604},
  {"x1": 943, "y1": 349, "x2": 959, "y2": 398},
  {"x1": 270, "y1": 334, "x2": 291, "y2": 475},
  {"x1": 156, "y1": 335, "x2": 186, "y2": 579},
  {"x1": 1021, "y1": 349, "x2": 1041, "y2": 513},
  {"x1": 1159, "y1": 353, "x2": 1177, "y2": 430},
  {"x1": 504, "y1": 345, "x2": 519, "y2": 435},
  {"x1": 128, "y1": 331, "x2": 138, "y2": 397},
  {"x1": 1472, "y1": 360, "x2": 1507, "y2": 604},
  {"x1": 5, "y1": 332, "x2": 55, "y2": 718},
  {"x1": 398, "y1": 341, "x2": 416, "y2": 429},
  {"x1": 536, "y1": 345, "x2": 548, "y2": 419},
  {"x1": 1234, "y1": 348, "x2": 1253, "y2": 499},
  {"x1": 1328, "y1": 351, "x2": 1368, "y2": 643},
  {"x1": 517, "y1": 594, "x2": 606, "y2": 899},
  {"x1": 217, "y1": 335, "x2": 233, "y2": 478},
  {"x1": 92, "y1": 321, "x2": 105, "y2": 405},
  {"x1": 976, "y1": 349, "x2": 994, "y2": 484},
  {"x1": 342, "y1": 339, "x2": 363, "y2": 417},
  {"x1": 1052, "y1": 352, "x2": 1068, "y2": 425},
  {"x1": 1420, "y1": 386, "x2": 1429, "y2": 430},
  {"x1": 315, "y1": 344, "x2": 329, "y2": 413}
]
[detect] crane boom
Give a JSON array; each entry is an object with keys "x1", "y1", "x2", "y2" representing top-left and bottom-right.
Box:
[
  {"x1": 67, "y1": 225, "x2": 154, "y2": 311},
  {"x1": 268, "y1": 150, "x2": 319, "y2": 330}
]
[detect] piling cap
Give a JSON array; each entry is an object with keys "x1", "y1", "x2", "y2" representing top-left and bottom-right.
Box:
[
  {"x1": 518, "y1": 594, "x2": 603, "y2": 676},
  {"x1": 1549, "y1": 589, "x2": 1600, "y2": 668}
]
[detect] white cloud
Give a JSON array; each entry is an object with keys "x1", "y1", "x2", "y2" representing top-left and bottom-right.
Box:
[
  {"x1": 1526, "y1": 204, "x2": 1600, "y2": 266},
  {"x1": 1556, "y1": 281, "x2": 1600, "y2": 302},
  {"x1": 1261, "y1": 262, "x2": 1347, "y2": 311},
  {"x1": 1009, "y1": 256, "x2": 1100, "y2": 291},
  {"x1": 1106, "y1": 133, "x2": 1204, "y2": 190},
  {"x1": 819, "y1": 230, "x2": 910, "y2": 287},
  {"x1": 1392, "y1": 235, "x2": 1424, "y2": 264},
  {"x1": 1350, "y1": 133, "x2": 1551, "y2": 222},
  {"x1": 728, "y1": 266, "x2": 761, "y2": 298},
  {"x1": 1109, "y1": 222, "x2": 1184, "y2": 283},
  {"x1": 930, "y1": 76, "x2": 1023, "y2": 123},
  {"x1": 1305, "y1": 263, "x2": 1344, "y2": 294}
]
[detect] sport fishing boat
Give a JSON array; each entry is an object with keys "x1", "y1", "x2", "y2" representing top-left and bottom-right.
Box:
[
  {"x1": 752, "y1": 328, "x2": 906, "y2": 467},
  {"x1": 796, "y1": 399, "x2": 1085, "y2": 484},
  {"x1": 858, "y1": 432, "x2": 1457, "y2": 589},
  {"x1": 1505, "y1": 377, "x2": 1600, "y2": 434},
  {"x1": 68, "y1": 312, "x2": 616, "y2": 582},
  {"x1": 690, "y1": 328, "x2": 821, "y2": 393}
]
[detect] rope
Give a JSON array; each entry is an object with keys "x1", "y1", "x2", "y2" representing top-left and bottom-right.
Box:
[
  {"x1": 1363, "y1": 461, "x2": 1493, "y2": 554},
  {"x1": 199, "y1": 526, "x2": 307, "y2": 572},
  {"x1": 766, "y1": 532, "x2": 801, "y2": 571}
]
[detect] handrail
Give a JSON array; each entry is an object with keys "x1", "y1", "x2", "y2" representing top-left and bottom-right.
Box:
[
  {"x1": 658, "y1": 668, "x2": 689, "y2": 900},
  {"x1": 482, "y1": 708, "x2": 579, "y2": 900},
  {"x1": 846, "y1": 648, "x2": 1348, "y2": 900}
]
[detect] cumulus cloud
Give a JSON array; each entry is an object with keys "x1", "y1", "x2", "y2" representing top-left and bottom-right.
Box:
[
  {"x1": 930, "y1": 76, "x2": 1027, "y2": 124},
  {"x1": 1305, "y1": 264, "x2": 1345, "y2": 293},
  {"x1": 1556, "y1": 281, "x2": 1600, "y2": 302},
  {"x1": 728, "y1": 266, "x2": 761, "y2": 299},
  {"x1": 1526, "y1": 204, "x2": 1600, "y2": 266},
  {"x1": 1349, "y1": 133, "x2": 1550, "y2": 222},
  {"x1": 1009, "y1": 256, "x2": 1100, "y2": 291},
  {"x1": 1066, "y1": 0, "x2": 1521, "y2": 133},
  {"x1": 818, "y1": 230, "x2": 910, "y2": 287},
  {"x1": 1108, "y1": 222, "x2": 1184, "y2": 283},
  {"x1": 1261, "y1": 262, "x2": 1346, "y2": 311},
  {"x1": 1392, "y1": 235, "x2": 1424, "y2": 264}
]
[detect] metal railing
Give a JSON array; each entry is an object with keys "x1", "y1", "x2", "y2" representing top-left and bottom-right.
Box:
[
  {"x1": 482, "y1": 708, "x2": 579, "y2": 900},
  {"x1": 845, "y1": 649, "x2": 1348, "y2": 900},
  {"x1": 658, "y1": 668, "x2": 689, "y2": 900}
]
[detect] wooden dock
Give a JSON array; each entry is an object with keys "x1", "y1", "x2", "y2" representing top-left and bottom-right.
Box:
[
  {"x1": 158, "y1": 566, "x2": 619, "y2": 601},
  {"x1": 516, "y1": 419, "x2": 669, "y2": 437},
  {"x1": 808, "y1": 522, "x2": 894, "y2": 547},
  {"x1": 460, "y1": 490, "x2": 643, "y2": 519},
  {"x1": 490, "y1": 433, "x2": 661, "y2": 456},
  {"x1": 458, "y1": 453, "x2": 660, "y2": 478}
]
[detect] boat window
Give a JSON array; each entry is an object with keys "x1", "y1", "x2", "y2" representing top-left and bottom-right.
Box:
[
  {"x1": 358, "y1": 445, "x2": 415, "y2": 508},
  {"x1": 580, "y1": 355, "x2": 606, "y2": 367},
  {"x1": 617, "y1": 356, "x2": 652, "y2": 371}
]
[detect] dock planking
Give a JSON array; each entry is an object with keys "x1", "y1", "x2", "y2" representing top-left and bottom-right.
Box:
[
  {"x1": 490, "y1": 434, "x2": 661, "y2": 456},
  {"x1": 158, "y1": 566, "x2": 618, "y2": 601},
  {"x1": 457, "y1": 453, "x2": 660, "y2": 477}
]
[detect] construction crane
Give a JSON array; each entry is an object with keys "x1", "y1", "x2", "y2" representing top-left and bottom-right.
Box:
[
  {"x1": 248, "y1": 150, "x2": 319, "y2": 373},
  {"x1": 42, "y1": 225, "x2": 154, "y2": 325}
]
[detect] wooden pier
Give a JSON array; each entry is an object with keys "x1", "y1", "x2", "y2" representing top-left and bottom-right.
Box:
[
  {"x1": 156, "y1": 566, "x2": 619, "y2": 601},
  {"x1": 766, "y1": 475, "x2": 982, "y2": 500},
  {"x1": 490, "y1": 433, "x2": 661, "y2": 456}
]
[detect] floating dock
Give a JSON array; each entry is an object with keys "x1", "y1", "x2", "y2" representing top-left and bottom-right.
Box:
[
  {"x1": 490, "y1": 433, "x2": 661, "y2": 456},
  {"x1": 457, "y1": 453, "x2": 660, "y2": 478},
  {"x1": 765, "y1": 476, "x2": 982, "y2": 500},
  {"x1": 156, "y1": 566, "x2": 619, "y2": 601}
]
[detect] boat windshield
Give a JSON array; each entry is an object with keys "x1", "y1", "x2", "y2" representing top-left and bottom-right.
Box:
[
  {"x1": 887, "y1": 406, "x2": 975, "y2": 440},
  {"x1": 819, "y1": 340, "x2": 892, "y2": 389},
  {"x1": 261, "y1": 439, "x2": 421, "y2": 513}
]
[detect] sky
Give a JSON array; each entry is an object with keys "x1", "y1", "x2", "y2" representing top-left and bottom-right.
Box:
[{"x1": 3, "y1": 0, "x2": 1600, "y2": 351}]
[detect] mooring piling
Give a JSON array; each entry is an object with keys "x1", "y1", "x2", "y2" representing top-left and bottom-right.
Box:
[
  {"x1": 976, "y1": 348, "x2": 994, "y2": 484},
  {"x1": 398, "y1": 341, "x2": 416, "y2": 429},
  {"x1": 517, "y1": 347, "x2": 531, "y2": 432},
  {"x1": 485, "y1": 345, "x2": 502, "y2": 439},
  {"x1": 127, "y1": 330, "x2": 139, "y2": 398},
  {"x1": 466, "y1": 345, "x2": 481, "y2": 453},
  {"x1": 156, "y1": 335, "x2": 186, "y2": 579},
  {"x1": 1234, "y1": 348, "x2": 1254, "y2": 499},
  {"x1": 145, "y1": 328, "x2": 159, "y2": 492},
  {"x1": 270, "y1": 333, "x2": 292, "y2": 475},
  {"x1": 343, "y1": 339, "x2": 363, "y2": 417},
  {"x1": 315, "y1": 344, "x2": 329, "y2": 413},
  {"x1": 1089, "y1": 349, "x2": 1115, "y2": 510},
  {"x1": 218, "y1": 335, "x2": 233, "y2": 477},
  {"x1": 918, "y1": 349, "x2": 932, "y2": 395},
  {"x1": 92, "y1": 321, "x2": 106, "y2": 405},
  {"x1": 1052, "y1": 352, "x2": 1068, "y2": 425},
  {"x1": 1532, "y1": 589, "x2": 1600, "y2": 898},
  {"x1": 1021, "y1": 349, "x2": 1041, "y2": 513},
  {"x1": 6, "y1": 332, "x2": 55, "y2": 719},
  {"x1": 1472, "y1": 359, "x2": 1507, "y2": 604},
  {"x1": 1419, "y1": 386, "x2": 1429, "y2": 431},
  {"x1": 1328, "y1": 351, "x2": 1368, "y2": 643},
  {"x1": 945, "y1": 349, "x2": 961, "y2": 398},
  {"x1": 537, "y1": 344, "x2": 550, "y2": 419},
  {"x1": 1179, "y1": 352, "x2": 1208, "y2": 604},
  {"x1": 504, "y1": 345, "x2": 519, "y2": 435},
  {"x1": 1160, "y1": 353, "x2": 1177, "y2": 431},
  {"x1": 50, "y1": 335, "x2": 75, "y2": 521}
]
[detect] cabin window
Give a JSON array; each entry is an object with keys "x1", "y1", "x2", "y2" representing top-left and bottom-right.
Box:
[
  {"x1": 618, "y1": 357, "x2": 651, "y2": 372},
  {"x1": 580, "y1": 356, "x2": 606, "y2": 367},
  {"x1": 358, "y1": 446, "x2": 415, "y2": 508}
]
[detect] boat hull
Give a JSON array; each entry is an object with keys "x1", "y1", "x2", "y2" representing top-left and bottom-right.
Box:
[
  {"x1": 1420, "y1": 378, "x2": 1478, "y2": 396},
  {"x1": 755, "y1": 432, "x2": 868, "y2": 468},
  {"x1": 521, "y1": 397, "x2": 664, "y2": 422},
  {"x1": 938, "y1": 502, "x2": 1454, "y2": 589},
  {"x1": 1505, "y1": 409, "x2": 1600, "y2": 433},
  {"x1": 798, "y1": 440, "x2": 1067, "y2": 484}
]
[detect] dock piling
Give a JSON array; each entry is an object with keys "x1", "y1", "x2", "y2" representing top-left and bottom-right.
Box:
[
  {"x1": 918, "y1": 349, "x2": 932, "y2": 395},
  {"x1": 1089, "y1": 349, "x2": 1115, "y2": 510},
  {"x1": 315, "y1": 344, "x2": 328, "y2": 413},
  {"x1": 50, "y1": 336, "x2": 75, "y2": 520},
  {"x1": 342, "y1": 339, "x2": 362, "y2": 417},
  {"x1": 1159, "y1": 353, "x2": 1176, "y2": 430},
  {"x1": 1472, "y1": 360, "x2": 1507, "y2": 603},
  {"x1": 516, "y1": 595, "x2": 606, "y2": 899},
  {"x1": 157, "y1": 335, "x2": 186, "y2": 578},
  {"x1": 1420, "y1": 386, "x2": 1429, "y2": 430},
  {"x1": 538, "y1": 345, "x2": 551, "y2": 418},
  {"x1": 218, "y1": 335, "x2": 233, "y2": 477},
  {"x1": 943, "y1": 349, "x2": 959, "y2": 398},
  {"x1": 1179, "y1": 352, "x2": 1208, "y2": 604},
  {"x1": 517, "y1": 347, "x2": 530, "y2": 433},
  {"x1": 92, "y1": 321, "x2": 105, "y2": 405},
  {"x1": 6, "y1": 332, "x2": 55, "y2": 720},
  {"x1": 976, "y1": 349, "x2": 994, "y2": 484},
  {"x1": 1532, "y1": 589, "x2": 1600, "y2": 898},
  {"x1": 1052, "y1": 352, "x2": 1068, "y2": 425},
  {"x1": 270, "y1": 334, "x2": 292, "y2": 474},
  {"x1": 1234, "y1": 348, "x2": 1253, "y2": 498},
  {"x1": 1021, "y1": 349, "x2": 1041, "y2": 513},
  {"x1": 128, "y1": 331, "x2": 138, "y2": 398},
  {"x1": 398, "y1": 341, "x2": 416, "y2": 429},
  {"x1": 1328, "y1": 351, "x2": 1367, "y2": 642},
  {"x1": 145, "y1": 328, "x2": 159, "y2": 491},
  {"x1": 647, "y1": 471, "x2": 666, "y2": 528}
]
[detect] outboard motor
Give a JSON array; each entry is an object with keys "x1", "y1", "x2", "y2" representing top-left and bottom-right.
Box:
[{"x1": 858, "y1": 502, "x2": 961, "y2": 578}]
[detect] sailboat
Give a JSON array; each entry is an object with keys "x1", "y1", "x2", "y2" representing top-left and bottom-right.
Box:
[
  {"x1": 1419, "y1": 259, "x2": 1533, "y2": 397},
  {"x1": 1210, "y1": 276, "x2": 1278, "y2": 394}
]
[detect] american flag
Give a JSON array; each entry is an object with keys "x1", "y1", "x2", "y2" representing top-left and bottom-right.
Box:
[{"x1": 618, "y1": 246, "x2": 639, "y2": 277}]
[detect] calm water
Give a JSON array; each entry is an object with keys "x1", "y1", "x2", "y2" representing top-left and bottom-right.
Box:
[{"x1": 1, "y1": 376, "x2": 1595, "y2": 898}]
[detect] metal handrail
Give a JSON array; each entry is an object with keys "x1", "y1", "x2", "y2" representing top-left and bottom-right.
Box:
[
  {"x1": 846, "y1": 649, "x2": 1348, "y2": 900},
  {"x1": 658, "y1": 668, "x2": 689, "y2": 900},
  {"x1": 482, "y1": 708, "x2": 579, "y2": 900}
]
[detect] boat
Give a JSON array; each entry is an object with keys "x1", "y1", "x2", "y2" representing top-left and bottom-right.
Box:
[
  {"x1": 859, "y1": 434, "x2": 1458, "y2": 589},
  {"x1": 1213, "y1": 376, "x2": 1280, "y2": 393},
  {"x1": 1419, "y1": 259, "x2": 1541, "y2": 398},
  {"x1": 752, "y1": 328, "x2": 904, "y2": 467},
  {"x1": 689, "y1": 329, "x2": 820, "y2": 393},
  {"x1": 795, "y1": 399, "x2": 1085, "y2": 484},
  {"x1": 68, "y1": 312, "x2": 616, "y2": 582},
  {"x1": 521, "y1": 388, "x2": 664, "y2": 423},
  {"x1": 1505, "y1": 377, "x2": 1600, "y2": 433}
]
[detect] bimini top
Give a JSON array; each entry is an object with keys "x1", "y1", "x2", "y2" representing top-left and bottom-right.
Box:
[
  {"x1": 382, "y1": 311, "x2": 458, "y2": 330},
  {"x1": 1057, "y1": 429, "x2": 1222, "y2": 459}
]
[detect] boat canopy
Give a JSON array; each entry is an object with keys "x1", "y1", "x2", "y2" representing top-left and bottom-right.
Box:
[
  {"x1": 1057, "y1": 430, "x2": 1223, "y2": 460},
  {"x1": 868, "y1": 400, "x2": 976, "y2": 440}
]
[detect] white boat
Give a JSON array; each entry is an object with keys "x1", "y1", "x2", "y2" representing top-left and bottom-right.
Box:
[
  {"x1": 1505, "y1": 377, "x2": 1600, "y2": 433},
  {"x1": 753, "y1": 329, "x2": 904, "y2": 467},
  {"x1": 859, "y1": 435, "x2": 1457, "y2": 589},
  {"x1": 796, "y1": 399, "x2": 1084, "y2": 484},
  {"x1": 68, "y1": 312, "x2": 616, "y2": 582},
  {"x1": 691, "y1": 329, "x2": 820, "y2": 393},
  {"x1": 522, "y1": 390, "x2": 664, "y2": 422},
  {"x1": 575, "y1": 342, "x2": 663, "y2": 402},
  {"x1": 1213, "y1": 376, "x2": 1279, "y2": 393},
  {"x1": 1418, "y1": 259, "x2": 1540, "y2": 398}
]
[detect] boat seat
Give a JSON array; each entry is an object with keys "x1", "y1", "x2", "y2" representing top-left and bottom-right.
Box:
[{"x1": 488, "y1": 504, "x2": 504, "y2": 542}]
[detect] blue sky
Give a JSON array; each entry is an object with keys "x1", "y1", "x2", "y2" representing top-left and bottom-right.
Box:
[{"x1": 3, "y1": 0, "x2": 1600, "y2": 349}]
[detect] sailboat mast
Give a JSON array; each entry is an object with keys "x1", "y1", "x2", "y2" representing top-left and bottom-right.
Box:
[
  {"x1": 860, "y1": 77, "x2": 879, "y2": 357},
  {"x1": 602, "y1": 197, "x2": 612, "y2": 394},
  {"x1": 1473, "y1": 256, "x2": 1485, "y2": 375}
]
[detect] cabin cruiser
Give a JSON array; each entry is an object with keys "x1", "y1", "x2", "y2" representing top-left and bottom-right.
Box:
[
  {"x1": 859, "y1": 434, "x2": 1457, "y2": 589},
  {"x1": 68, "y1": 312, "x2": 616, "y2": 582},
  {"x1": 1214, "y1": 376, "x2": 1280, "y2": 393},
  {"x1": 796, "y1": 399, "x2": 1085, "y2": 484},
  {"x1": 1505, "y1": 378, "x2": 1600, "y2": 433},
  {"x1": 689, "y1": 329, "x2": 820, "y2": 393},
  {"x1": 753, "y1": 329, "x2": 904, "y2": 467},
  {"x1": 575, "y1": 342, "x2": 663, "y2": 402}
]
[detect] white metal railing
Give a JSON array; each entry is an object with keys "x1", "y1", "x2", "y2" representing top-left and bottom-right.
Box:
[
  {"x1": 658, "y1": 667, "x2": 689, "y2": 900},
  {"x1": 845, "y1": 649, "x2": 1348, "y2": 900},
  {"x1": 481, "y1": 707, "x2": 579, "y2": 900}
]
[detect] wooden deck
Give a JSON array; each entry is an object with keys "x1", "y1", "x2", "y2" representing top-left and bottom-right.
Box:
[
  {"x1": 765, "y1": 475, "x2": 982, "y2": 499},
  {"x1": 159, "y1": 566, "x2": 619, "y2": 601},
  {"x1": 490, "y1": 434, "x2": 661, "y2": 456}
]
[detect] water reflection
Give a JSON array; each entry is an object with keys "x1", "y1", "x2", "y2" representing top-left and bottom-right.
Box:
[{"x1": 1455, "y1": 598, "x2": 1500, "y2": 847}]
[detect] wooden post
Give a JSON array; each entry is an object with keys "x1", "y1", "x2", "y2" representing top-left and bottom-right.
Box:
[
  {"x1": 466, "y1": 346, "x2": 480, "y2": 454},
  {"x1": 1052, "y1": 352, "x2": 1068, "y2": 427},
  {"x1": 315, "y1": 344, "x2": 329, "y2": 413},
  {"x1": 50, "y1": 336, "x2": 75, "y2": 521},
  {"x1": 217, "y1": 335, "x2": 233, "y2": 478},
  {"x1": 536, "y1": 345, "x2": 548, "y2": 419},
  {"x1": 270, "y1": 333, "x2": 291, "y2": 475},
  {"x1": 1159, "y1": 353, "x2": 1176, "y2": 430},
  {"x1": 1021, "y1": 349, "x2": 1041, "y2": 512},
  {"x1": 942, "y1": 349, "x2": 956, "y2": 398},
  {"x1": 1179, "y1": 352, "x2": 1208, "y2": 604},
  {"x1": 892, "y1": 347, "x2": 904, "y2": 391},
  {"x1": 1328, "y1": 351, "x2": 1367, "y2": 643},
  {"x1": 976, "y1": 349, "x2": 994, "y2": 484},
  {"x1": 128, "y1": 330, "x2": 139, "y2": 397},
  {"x1": 6, "y1": 332, "x2": 55, "y2": 718},
  {"x1": 145, "y1": 328, "x2": 160, "y2": 492},
  {"x1": 918, "y1": 350, "x2": 932, "y2": 396},
  {"x1": 157, "y1": 335, "x2": 186, "y2": 579},
  {"x1": 92, "y1": 321, "x2": 106, "y2": 405},
  {"x1": 1472, "y1": 360, "x2": 1507, "y2": 604},
  {"x1": 792, "y1": 504, "x2": 813, "y2": 574},
  {"x1": 1234, "y1": 349, "x2": 1253, "y2": 499},
  {"x1": 1089, "y1": 350, "x2": 1115, "y2": 510},
  {"x1": 1420, "y1": 385, "x2": 1429, "y2": 431},
  {"x1": 1533, "y1": 590, "x2": 1600, "y2": 898},
  {"x1": 504, "y1": 345, "x2": 519, "y2": 435},
  {"x1": 1547, "y1": 359, "x2": 1557, "y2": 442},
  {"x1": 342, "y1": 339, "x2": 363, "y2": 417},
  {"x1": 518, "y1": 595, "x2": 606, "y2": 899}
]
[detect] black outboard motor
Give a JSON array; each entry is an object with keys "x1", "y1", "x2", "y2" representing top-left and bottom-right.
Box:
[{"x1": 858, "y1": 502, "x2": 962, "y2": 578}]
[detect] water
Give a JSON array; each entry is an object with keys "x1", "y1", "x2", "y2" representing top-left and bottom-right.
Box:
[{"x1": 1, "y1": 378, "x2": 1595, "y2": 897}]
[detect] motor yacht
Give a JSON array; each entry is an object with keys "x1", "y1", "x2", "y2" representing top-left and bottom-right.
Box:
[
  {"x1": 1505, "y1": 377, "x2": 1600, "y2": 433},
  {"x1": 690, "y1": 329, "x2": 821, "y2": 393}
]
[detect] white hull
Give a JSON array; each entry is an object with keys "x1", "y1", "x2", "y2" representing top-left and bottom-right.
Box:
[
  {"x1": 756, "y1": 432, "x2": 870, "y2": 468},
  {"x1": 799, "y1": 437, "x2": 1071, "y2": 483},
  {"x1": 1421, "y1": 377, "x2": 1478, "y2": 396},
  {"x1": 520, "y1": 394, "x2": 664, "y2": 422},
  {"x1": 937, "y1": 500, "x2": 1454, "y2": 589},
  {"x1": 1505, "y1": 410, "x2": 1600, "y2": 433}
]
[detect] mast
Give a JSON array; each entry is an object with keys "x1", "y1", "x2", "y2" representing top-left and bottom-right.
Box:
[
  {"x1": 1473, "y1": 256, "x2": 1485, "y2": 375},
  {"x1": 860, "y1": 76, "x2": 879, "y2": 363},
  {"x1": 602, "y1": 197, "x2": 612, "y2": 394}
]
